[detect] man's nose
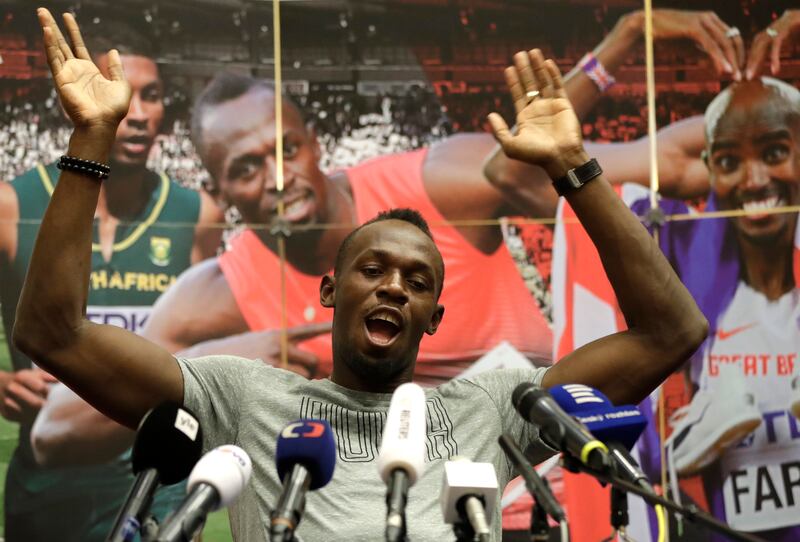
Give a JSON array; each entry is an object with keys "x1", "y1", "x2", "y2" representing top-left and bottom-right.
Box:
[
  {"x1": 123, "y1": 94, "x2": 147, "y2": 129},
  {"x1": 264, "y1": 156, "x2": 294, "y2": 192},
  {"x1": 377, "y1": 270, "x2": 408, "y2": 304},
  {"x1": 742, "y1": 160, "x2": 770, "y2": 189}
]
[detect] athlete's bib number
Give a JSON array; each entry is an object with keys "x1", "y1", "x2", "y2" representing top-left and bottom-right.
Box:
[{"x1": 722, "y1": 447, "x2": 800, "y2": 532}]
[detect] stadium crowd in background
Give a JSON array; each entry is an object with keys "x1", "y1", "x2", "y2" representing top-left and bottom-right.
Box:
[{"x1": 0, "y1": 85, "x2": 734, "y2": 186}]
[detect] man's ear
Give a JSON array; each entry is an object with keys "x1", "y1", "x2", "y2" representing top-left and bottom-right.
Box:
[
  {"x1": 308, "y1": 124, "x2": 322, "y2": 161},
  {"x1": 425, "y1": 304, "x2": 445, "y2": 336},
  {"x1": 320, "y1": 275, "x2": 336, "y2": 308}
]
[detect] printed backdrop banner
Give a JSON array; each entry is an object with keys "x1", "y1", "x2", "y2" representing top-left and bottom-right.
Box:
[{"x1": 0, "y1": 1, "x2": 799, "y2": 541}]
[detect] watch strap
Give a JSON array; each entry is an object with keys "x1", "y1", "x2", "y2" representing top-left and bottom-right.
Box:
[{"x1": 552, "y1": 158, "x2": 602, "y2": 196}]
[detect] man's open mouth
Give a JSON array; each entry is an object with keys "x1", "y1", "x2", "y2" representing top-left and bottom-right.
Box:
[
  {"x1": 740, "y1": 194, "x2": 785, "y2": 221},
  {"x1": 276, "y1": 190, "x2": 313, "y2": 222},
  {"x1": 120, "y1": 135, "x2": 152, "y2": 155},
  {"x1": 364, "y1": 309, "x2": 402, "y2": 346}
]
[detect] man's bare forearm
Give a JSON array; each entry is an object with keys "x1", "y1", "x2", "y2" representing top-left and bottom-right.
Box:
[
  {"x1": 487, "y1": 49, "x2": 707, "y2": 404},
  {"x1": 14, "y1": 130, "x2": 112, "y2": 360},
  {"x1": 560, "y1": 151, "x2": 705, "y2": 343},
  {"x1": 541, "y1": 152, "x2": 708, "y2": 403},
  {"x1": 11, "y1": 130, "x2": 183, "y2": 427},
  {"x1": 13, "y1": 10, "x2": 184, "y2": 427}
]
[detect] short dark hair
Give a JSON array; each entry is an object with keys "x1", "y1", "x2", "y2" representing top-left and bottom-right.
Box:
[
  {"x1": 190, "y1": 72, "x2": 305, "y2": 163},
  {"x1": 82, "y1": 19, "x2": 155, "y2": 59},
  {"x1": 190, "y1": 73, "x2": 276, "y2": 161},
  {"x1": 334, "y1": 208, "x2": 445, "y2": 296}
]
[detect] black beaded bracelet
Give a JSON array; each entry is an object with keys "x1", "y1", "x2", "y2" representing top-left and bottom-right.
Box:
[{"x1": 56, "y1": 155, "x2": 111, "y2": 180}]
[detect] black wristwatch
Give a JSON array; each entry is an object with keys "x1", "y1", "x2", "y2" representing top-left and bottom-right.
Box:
[{"x1": 552, "y1": 158, "x2": 602, "y2": 196}]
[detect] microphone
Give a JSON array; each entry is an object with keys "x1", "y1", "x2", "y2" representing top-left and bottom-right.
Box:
[
  {"x1": 609, "y1": 444, "x2": 650, "y2": 490},
  {"x1": 549, "y1": 384, "x2": 652, "y2": 492},
  {"x1": 512, "y1": 383, "x2": 609, "y2": 472},
  {"x1": 106, "y1": 402, "x2": 203, "y2": 542},
  {"x1": 377, "y1": 383, "x2": 427, "y2": 542},
  {"x1": 440, "y1": 458, "x2": 498, "y2": 542},
  {"x1": 155, "y1": 445, "x2": 252, "y2": 542},
  {"x1": 270, "y1": 419, "x2": 336, "y2": 542}
]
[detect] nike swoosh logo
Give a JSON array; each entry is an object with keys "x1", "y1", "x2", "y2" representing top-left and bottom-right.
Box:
[
  {"x1": 670, "y1": 400, "x2": 712, "y2": 449},
  {"x1": 716, "y1": 323, "x2": 756, "y2": 341}
]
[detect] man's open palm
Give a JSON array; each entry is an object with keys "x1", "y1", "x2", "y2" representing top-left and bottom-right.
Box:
[
  {"x1": 38, "y1": 8, "x2": 130, "y2": 132},
  {"x1": 488, "y1": 49, "x2": 583, "y2": 176}
]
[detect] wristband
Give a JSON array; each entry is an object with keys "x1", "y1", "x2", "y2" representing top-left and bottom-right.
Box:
[
  {"x1": 578, "y1": 53, "x2": 616, "y2": 93},
  {"x1": 56, "y1": 155, "x2": 110, "y2": 180},
  {"x1": 552, "y1": 158, "x2": 602, "y2": 196}
]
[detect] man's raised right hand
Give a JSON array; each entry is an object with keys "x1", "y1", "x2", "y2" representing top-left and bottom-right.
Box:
[
  {"x1": 488, "y1": 49, "x2": 585, "y2": 181},
  {"x1": 38, "y1": 8, "x2": 131, "y2": 135}
]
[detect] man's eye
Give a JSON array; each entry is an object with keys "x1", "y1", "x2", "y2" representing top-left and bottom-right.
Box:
[
  {"x1": 763, "y1": 144, "x2": 789, "y2": 165},
  {"x1": 230, "y1": 162, "x2": 259, "y2": 181},
  {"x1": 284, "y1": 142, "x2": 299, "y2": 159},
  {"x1": 408, "y1": 279, "x2": 427, "y2": 291},
  {"x1": 408, "y1": 275, "x2": 431, "y2": 290},
  {"x1": 714, "y1": 154, "x2": 739, "y2": 173},
  {"x1": 142, "y1": 87, "x2": 162, "y2": 102},
  {"x1": 362, "y1": 267, "x2": 382, "y2": 276}
]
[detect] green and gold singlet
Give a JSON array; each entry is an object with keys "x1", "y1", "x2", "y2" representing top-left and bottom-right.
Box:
[{"x1": 1, "y1": 163, "x2": 201, "y2": 541}]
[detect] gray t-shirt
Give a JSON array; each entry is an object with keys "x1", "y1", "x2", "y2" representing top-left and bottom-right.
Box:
[{"x1": 178, "y1": 356, "x2": 552, "y2": 542}]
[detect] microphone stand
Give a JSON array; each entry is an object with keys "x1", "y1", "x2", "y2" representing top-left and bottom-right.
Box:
[
  {"x1": 453, "y1": 520, "x2": 476, "y2": 542},
  {"x1": 600, "y1": 486, "x2": 635, "y2": 542},
  {"x1": 530, "y1": 499, "x2": 550, "y2": 542},
  {"x1": 452, "y1": 521, "x2": 490, "y2": 542},
  {"x1": 560, "y1": 454, "x2": 766, "y2": 542},
  {"x1": 385, "y1": 469, "x2": 409, "y2": 542},
  {"x1": 498, "y1": 434, "x2": 569, "y2": 542}
]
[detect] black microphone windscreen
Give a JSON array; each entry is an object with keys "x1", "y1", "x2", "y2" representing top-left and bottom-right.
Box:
[
  {"x1": 131, "y1": 402, "x2": 203, "y2": 484},
  {"x1": 512, "y1": 383, "x2": 548, "y2": 418}
]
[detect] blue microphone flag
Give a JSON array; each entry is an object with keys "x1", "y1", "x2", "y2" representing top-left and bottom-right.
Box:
[
  {"x1": 275, "y1": 419, "x2": 336, "y2": 490},
  {"x1": 549, "y1": 384, "x2": 647, "y2": 450}
]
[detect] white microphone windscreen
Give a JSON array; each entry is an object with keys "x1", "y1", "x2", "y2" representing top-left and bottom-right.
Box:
[
  {"x1": 440, "y1": 459, "x2": 499, "y2": 524},
  {"x1": 377, "y1": 382, "x2": 427, "y2": 485},
  {"x1": 187, "y1": 445, "x2": 252, "y2": 508}
]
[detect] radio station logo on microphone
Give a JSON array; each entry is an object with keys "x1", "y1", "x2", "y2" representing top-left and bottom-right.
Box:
[
  {"x1": 398, "y1": 410, "x2": 411, "y2": 439},
  {"x1": 563, "y1": 384, "x2": 605, "y2": 405},
  {"x1": 174, "y1": 408, "x2": 200, "y2": 441},
  {"x1": 217, "y1": 445, "x2": 251, "y2": 470},
  {"x1": 282, "y1": 421, "x2": 327, "y2": 439}
]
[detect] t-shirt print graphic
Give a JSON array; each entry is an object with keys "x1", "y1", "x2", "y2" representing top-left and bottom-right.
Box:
[{"x1": 299, "y1": 396, "x2": 458, "y2": 463}]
